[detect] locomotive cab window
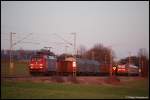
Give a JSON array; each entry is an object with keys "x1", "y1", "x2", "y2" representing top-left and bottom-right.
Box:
[{"x1": 31, "y1": 57, "x2": 42, "y2": 61}]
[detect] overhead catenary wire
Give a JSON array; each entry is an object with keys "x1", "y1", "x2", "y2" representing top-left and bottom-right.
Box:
[
  {"x1": 21, "y1": 41, "x2": 40, "y2": 45},
  {"x1": 12, "y1": 33, "x2": 33, "y2": 46},
  {"x1": 53, "y1": 33, "x2": 73, "y2": 46}
]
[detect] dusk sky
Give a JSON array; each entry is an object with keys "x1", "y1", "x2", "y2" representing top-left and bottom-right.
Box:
[{"x1": 1, "y1": 1, "x2": 149, "y2": 60}]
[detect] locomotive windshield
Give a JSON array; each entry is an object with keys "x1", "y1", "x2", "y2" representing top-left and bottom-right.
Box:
[{"x1": 31, "y1": 56, "x2": 43, "y2": 61}]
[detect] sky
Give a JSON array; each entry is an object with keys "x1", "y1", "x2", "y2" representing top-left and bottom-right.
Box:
[{"x1": 1, "y1": 1, "x2": 149, "y2": 60}]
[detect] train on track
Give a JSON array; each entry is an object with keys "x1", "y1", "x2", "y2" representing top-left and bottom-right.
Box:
[{"x1": 28, "y1": 51, "x2": 139, "y2": 76}]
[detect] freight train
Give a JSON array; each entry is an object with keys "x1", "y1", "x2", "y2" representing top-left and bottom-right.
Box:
[{"x1": 28, "y1": 52, "x2": 139, "y2": 76}]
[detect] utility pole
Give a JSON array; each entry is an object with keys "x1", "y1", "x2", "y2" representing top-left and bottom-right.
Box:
[
  {"x1": 139, "y1": 49, "x2": 145, "y2": 77},
  {"x1": 109, "y1": 46, "x2": 112, "y2": 77},
  {"x1": 129, "y1": 52, "x2": 131, "y2": 64},
  {"x1": 71, "y1": 32, "x2": 76, "y2": 57},
  {"x1": 71, "y1": 32, "x2": 77, "y2": 77},
  {"x1": 141, "y1": 59, "x2": 143, "y2": 77},
  {"x1": 128, "y1": 52, "x2": 131, "y2": 76},
  {"x1": 10, "y1": 32, "x2": 16, "y2": 75},
  {"x1": 139, "y1": 57, "x2": 142, "y2": 77},
  {"x1": 65, "y1": 45, "x2": 68, "y2": 59}
]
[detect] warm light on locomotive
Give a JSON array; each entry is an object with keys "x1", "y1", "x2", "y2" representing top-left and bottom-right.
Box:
[
  {"x1": 113, "y1": 67, "x2": 116, "y2": 71},
  {"x1": 73, "y1": 61, "x2": 76, "y2": 68},
  {"x1": 139, "y1": 69, "x2": 141, "y2": 72},
  {"x1": 39, "y1": 64, "x2": 43, "y2": 66},
  {"x1": 40, "y1": 66, "x2": 43, "y2": 69}
]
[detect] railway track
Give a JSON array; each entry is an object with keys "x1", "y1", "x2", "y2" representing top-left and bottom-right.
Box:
[
  {"x1": 1, "y1": 75, "x2": 142, "y2": 85},
  {"x1": 1, "y1": 76, "x2": 108, "y2": 84},
  {"x1": 1, "y1": 75, "x2": 52, "y2": 81},
  {"x1": 1, "y1": 75, "x2": 139, "y2": 79}
]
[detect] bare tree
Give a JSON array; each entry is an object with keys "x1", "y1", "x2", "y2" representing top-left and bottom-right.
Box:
[
  {"x1": 138, "y1": 48, "x2": 149, "y2": 59},
  {"x1": 138, "y1": 48, "x2": 149, "y2": 77},
  {"x1": 77, "y1": 45, "x2": 87, "y2": 58},
  {"x1": 84, "y1": 43, "x2": 115, "y2": 63}
]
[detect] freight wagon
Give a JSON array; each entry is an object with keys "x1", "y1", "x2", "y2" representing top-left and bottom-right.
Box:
[
  {"x1": 99, "y1": 64, "x2": 110, "y2": 75},
  {"x1": 76, "y1": 59, "x2": 100, "y2": 76},
  {"x1": 56, "y1": 58, "x2": 100, "y2": 76},
  {"x1": 57, "y1": 60, "x2": 75, "y2": 75}
]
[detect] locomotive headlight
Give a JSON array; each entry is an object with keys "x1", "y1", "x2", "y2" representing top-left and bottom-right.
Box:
[
  {"x1": 39, "y1": 64, "x2": 43, "y2": 66},
  {"x1": 73, "y1": 62, "x2": 76, "y2": 68},
  {"x1": 113, "y1": 67, "x2": 116, "y2": 71},
  {"x1": 30, "y1": 64, "x2": 33, "y2": 66},
  {"x1": 40, "y1": 66, "x2": 43, "y2": 69}
]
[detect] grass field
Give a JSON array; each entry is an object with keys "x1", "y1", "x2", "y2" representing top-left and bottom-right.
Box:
[
  {"x1": 1, "y1": 60, "x2": 149, "y2": 99},
  {"x1": 1, "y1": 79, "x2": 149, "y2": 99}
]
